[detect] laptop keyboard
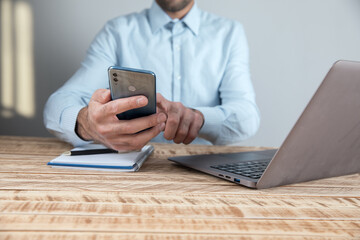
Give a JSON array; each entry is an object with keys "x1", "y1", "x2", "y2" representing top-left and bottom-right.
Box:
[{"x1": 210, "y1": 159, "x2": 270, "y2": 179}]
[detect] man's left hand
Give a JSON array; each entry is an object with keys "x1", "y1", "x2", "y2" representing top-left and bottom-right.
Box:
[{"x1": 156, "y1": 93, "x2": 204, "y2": 144}]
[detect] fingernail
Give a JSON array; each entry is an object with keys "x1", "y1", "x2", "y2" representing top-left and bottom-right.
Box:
[
  {"x1": 137, "y1": 97, "x2": 146, "y2": 106},
  {"x1": 159, "y1": 122, "x2": 166, "y2": 131},
  {"x1": 157, "y1": 113, "x2": 167, "y2": 123}
]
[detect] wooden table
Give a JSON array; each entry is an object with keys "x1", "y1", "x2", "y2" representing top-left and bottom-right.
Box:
[{"x1": 0, "y1": 136, "x2": 359, "y2": 239}]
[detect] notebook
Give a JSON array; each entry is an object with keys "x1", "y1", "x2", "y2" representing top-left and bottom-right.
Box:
[{"x1": 47, "y1": 144, "x2": 154, "y2": 172}]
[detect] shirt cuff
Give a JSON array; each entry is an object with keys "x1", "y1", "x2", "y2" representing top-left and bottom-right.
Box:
[
  {"x1": 192, "y1": 106, "x2": 223, "y2": 144},
  {"x1": 60, "y1": 105, "x2": 92, "y2": 147}
]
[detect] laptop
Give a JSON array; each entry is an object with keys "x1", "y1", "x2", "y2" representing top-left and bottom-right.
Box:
[{"x1": 168, "y1": 60, "x2": 360, "y2": 189}]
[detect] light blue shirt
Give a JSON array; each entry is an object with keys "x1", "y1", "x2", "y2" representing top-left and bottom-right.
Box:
[{"x1": 44, "y1": 1, "x2": 260, "y2": 146}]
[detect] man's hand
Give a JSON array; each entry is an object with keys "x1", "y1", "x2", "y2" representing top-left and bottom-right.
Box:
[
  {"x1": 76, "y1": 89, "x2": 166, "y2": 151},
  {"x1": 156, "y1": 93, "x2": 204, "y2": 144}
]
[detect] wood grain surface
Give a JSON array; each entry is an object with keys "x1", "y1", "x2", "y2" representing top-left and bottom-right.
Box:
[{"x1": 0, "y1": 136, "x2": 359, "y2": 239}]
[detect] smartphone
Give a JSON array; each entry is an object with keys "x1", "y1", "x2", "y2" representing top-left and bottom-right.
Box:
[{"x1": 108, "y1": 66, "x2": 156, "y2": 120}]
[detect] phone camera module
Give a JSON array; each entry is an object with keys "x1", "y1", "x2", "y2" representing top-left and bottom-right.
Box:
[
  {"x1": 113, "y1": 73, "x2": 117, "y2": 77},
  {"x1": 113, "y1": 78, "x2": 118, "y2": 82}
]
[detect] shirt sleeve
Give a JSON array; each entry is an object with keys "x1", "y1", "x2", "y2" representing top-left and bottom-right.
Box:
[
  {"x1": 43, "y1": 21, "x2": 118, "y2": 146},
  {"x1": 195, "y1": 23, "x2": 260, "y2": 145}
]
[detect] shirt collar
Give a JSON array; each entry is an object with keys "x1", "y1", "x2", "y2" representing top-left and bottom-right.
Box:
[
  {"x1": 148, "y1": 1, "x2": 201, "y2": 36},
  {"x1": 182, "y1": 2, "x2": 200, "y2": 36}
]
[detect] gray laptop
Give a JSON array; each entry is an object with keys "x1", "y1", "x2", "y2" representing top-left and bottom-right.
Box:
[{"x1": 168, "y1": 60, "x2": 360, "y2": 189}]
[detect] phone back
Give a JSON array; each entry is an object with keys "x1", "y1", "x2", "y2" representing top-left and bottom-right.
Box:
[{"x1": 108, "y1": 66, "x2": 156, "y2": 120}]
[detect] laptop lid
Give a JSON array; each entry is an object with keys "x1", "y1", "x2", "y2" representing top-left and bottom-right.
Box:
[{"x1": 257, "y1": 60, "x2": 360, "y2": 188}]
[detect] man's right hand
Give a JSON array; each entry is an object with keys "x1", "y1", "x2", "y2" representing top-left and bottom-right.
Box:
[{"x1": 76, "y1": 89, "x2": 166, "y2": 151}]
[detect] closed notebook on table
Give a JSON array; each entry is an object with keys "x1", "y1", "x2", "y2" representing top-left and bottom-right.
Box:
[{"x1": 47, "y1": 144, "x2": 154, "y2": 172}]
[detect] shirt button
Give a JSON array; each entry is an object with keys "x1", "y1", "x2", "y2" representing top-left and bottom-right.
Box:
[
  {"x1": 174, "y1": 44, "x2": 180, "y2": 51},
  {"x1": 177, "y1": 75, "x2": 182, "y2": 80}
]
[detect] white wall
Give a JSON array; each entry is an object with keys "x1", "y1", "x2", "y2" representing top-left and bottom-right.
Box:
[
  {"x1": 200, "y1": 0, "x2": 360, "y2": 147},
  {"x1": 0, "y1": 0, "x2": 359, "y2": 147}
]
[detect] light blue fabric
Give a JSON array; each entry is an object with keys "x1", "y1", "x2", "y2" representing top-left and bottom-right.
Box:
[{"x1": 44, "y1": 1, "x2": 260, "y2": 146}]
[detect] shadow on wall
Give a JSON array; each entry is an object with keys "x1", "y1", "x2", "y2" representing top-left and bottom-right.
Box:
[{"x1": 0, "y1": 0, "x2": 42, "y2": 136}]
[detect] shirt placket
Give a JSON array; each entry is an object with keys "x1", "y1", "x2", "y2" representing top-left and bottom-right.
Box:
[{"x1": 171, "y1": 21, "x2": 183, "y2": 102}]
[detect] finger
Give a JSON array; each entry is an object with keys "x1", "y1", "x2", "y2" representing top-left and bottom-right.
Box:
[
  {"x1": 156, "y1": 93, "x2": 165, "y2": 103},
  {"x1": 156, "y1": 106, "x2": 162, "y2": 113},
  {"x1": 111, "y1": 122, "x2": 166, "y2": 151},
  {"x1": 156, "y1": 93, "x2": 169, "y2": 111},
  {"x1": 103, "y1": 95, "x2": 148, "y2": 116},
  {"x1": 173, "y1": 113, "x2": 192, "y2": 144},
  {"x1": 133, "y1": 122, "x2": 166, "y2": 149},
  {"x1": 91, "y1": 89, "x2": 111, "y2": 104},
  {"x1": 183, "y1": 123, "x2": 200, "y2": 144},
  {"x1": 183, "y1": 114, "x2": 203, "y2": 144},
  {"x1": 110, "y1": 112, "x2": 167, "y2": 135},
  {"x1": 101, "y1": 140, "x2": 129, "y2": 152},
  {"x1": 163, "y1": 109, "x2": 181, "y2": 140}
]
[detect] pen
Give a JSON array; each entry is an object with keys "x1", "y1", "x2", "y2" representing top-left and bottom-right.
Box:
[{"x1": 63, "y1": 149, "x2": 118, "y2": 156}]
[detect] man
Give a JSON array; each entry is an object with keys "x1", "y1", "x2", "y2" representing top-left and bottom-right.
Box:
[{"x1": 44, "y1": 0, "x2": 260, "y2": 151}]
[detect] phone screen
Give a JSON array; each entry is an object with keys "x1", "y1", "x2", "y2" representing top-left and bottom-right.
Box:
[{"x1": 108, "y1": 66, "x2": 156, "y2": 120}]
